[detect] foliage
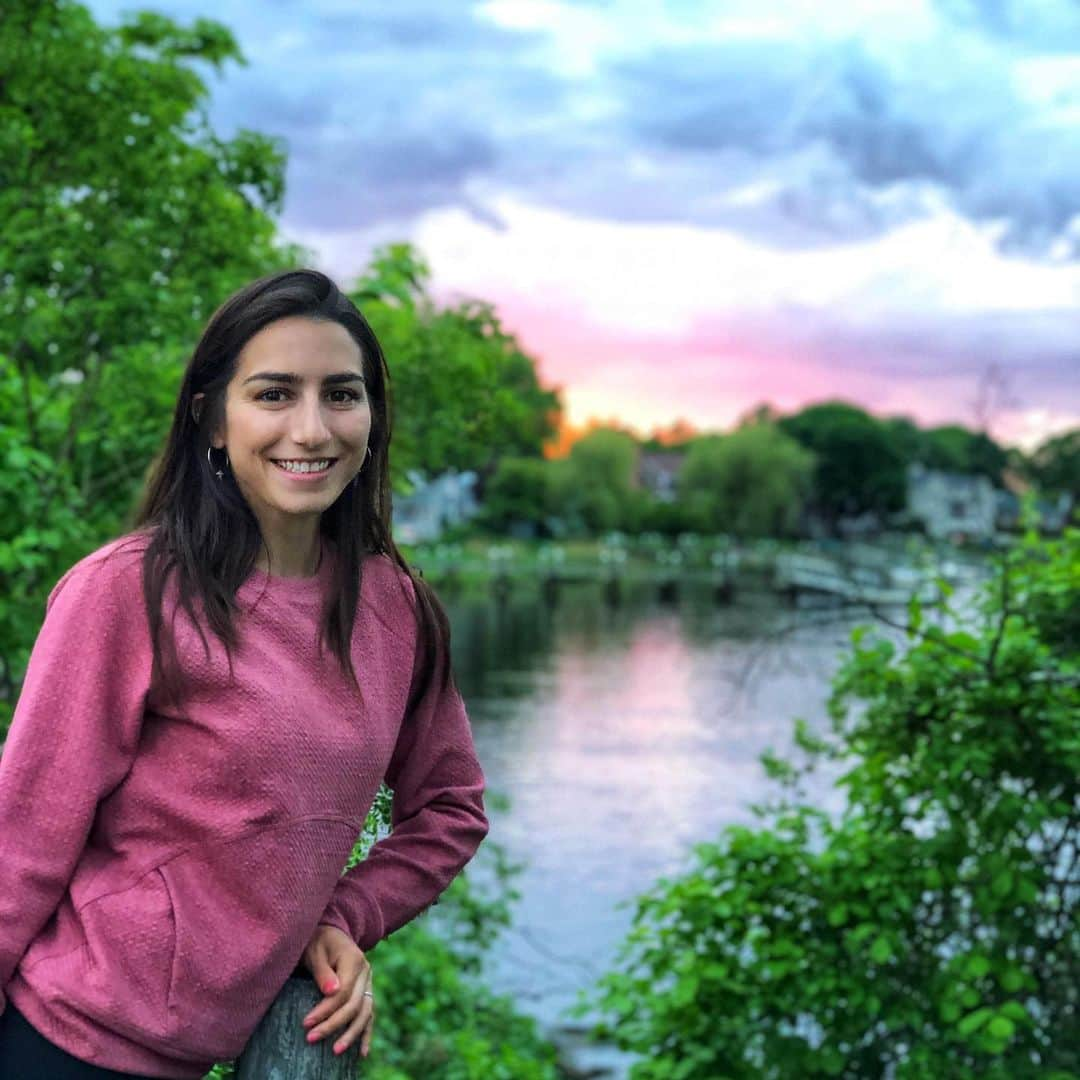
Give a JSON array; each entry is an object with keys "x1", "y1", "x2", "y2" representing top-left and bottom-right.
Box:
[
  {"x1": 779, "y1": 402, "x2": 908, "y2": 524},
  {"x1": 579, "y1": 528, "x2": 1080, "y2": 1078},
  {"x1": 350, "y1": 245, "x2": 561, "y2": 489},
  {"x1": 354, "y1": 915, "x2": 562, "y2": 1080},
  {"x1": 476, "y1": 457, "x2": 552, "y2": 534},
  {"x1": 1027, "y1": 428, "x2": 1080, "y2": 500},
  {"x1": 922, "y1": 424, "x2": 1008, "y2": 482},
  {"x1": 474, "y1": 442, "x2": 700, "y2": 539},
  {"x1": 542, "y1": 428, "x2": 642, "y2": 534},
  {"x1": 676, "y1": 423, "x2": 814, "y2": 538},
  {"x1": 883, "y1": 418, "x2": 1008, "y2": 484}
]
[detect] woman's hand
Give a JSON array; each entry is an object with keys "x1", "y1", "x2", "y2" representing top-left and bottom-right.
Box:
[{"x1": 299, "y1": 924, "x2": 375, "y2": 1058}]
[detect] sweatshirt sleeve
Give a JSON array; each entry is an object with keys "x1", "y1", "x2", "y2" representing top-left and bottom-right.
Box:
[
  {"x1": 317, "y1": 578, "x2": 489, "y2": 952},
  {"x1": 0, "y1": 545, "x2": 153, "y2": 1013}
]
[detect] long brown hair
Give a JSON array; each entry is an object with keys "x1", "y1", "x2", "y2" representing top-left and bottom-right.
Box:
[{"x1": 128, "y1": 268, "x2": 453, "y2": 718}]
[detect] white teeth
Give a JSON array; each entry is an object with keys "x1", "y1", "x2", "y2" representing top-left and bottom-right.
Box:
[{"x1": 274, "y1": 459, "x2": 331, "y2": 473}]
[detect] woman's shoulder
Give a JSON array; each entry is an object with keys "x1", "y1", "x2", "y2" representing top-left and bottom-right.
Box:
[{"x1": 50, "y1": 529, "x2": 154, "y2": 602}]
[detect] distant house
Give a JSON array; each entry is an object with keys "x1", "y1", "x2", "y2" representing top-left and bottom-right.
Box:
[
  {"x1": 907, "y1": 464, "x2": 997, "y2": 541},
  {"x1": 992, "y1": 469, "x2": 1074, "y2": 534},
  {"x1": 1039, "y1": 492, "x2": 1075, "y2": 533},
  {"x1": 995, "y1": 488, "x2": 1021, "y2": 532},
  {"x1": 638, "y1": 451, "x2": 686, "y2": 502},
  {"x1": 394, "y1": 469, "x2": 480, "y2": 543}
]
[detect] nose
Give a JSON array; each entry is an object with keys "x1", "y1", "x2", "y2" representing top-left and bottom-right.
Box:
[{"x1": 291, "y1": 391, "x2": 333, "y2": 448}]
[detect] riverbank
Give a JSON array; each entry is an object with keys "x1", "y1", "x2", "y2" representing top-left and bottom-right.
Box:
[{"x1": 399, "y1": 532, "x2": 990, "y2": 606}]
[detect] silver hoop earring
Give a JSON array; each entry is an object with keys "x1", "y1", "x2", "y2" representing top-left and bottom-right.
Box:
[{"x1": 208, "y1": 445, "x2": 230, "y2": 481}]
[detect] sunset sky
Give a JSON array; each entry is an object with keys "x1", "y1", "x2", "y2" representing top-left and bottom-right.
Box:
[{"x1": 89, "y1": 0, "x2": 1080, "y2": 449}]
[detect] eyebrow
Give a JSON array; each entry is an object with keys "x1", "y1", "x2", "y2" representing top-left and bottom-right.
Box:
[{"x1": 242, "y1": 371, "x2": 366, "y2": 387}]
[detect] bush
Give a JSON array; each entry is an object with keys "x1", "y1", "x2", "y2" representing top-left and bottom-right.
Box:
[{"x1": 578, "y1": 528, "x2": 1080, "y2": 1078}]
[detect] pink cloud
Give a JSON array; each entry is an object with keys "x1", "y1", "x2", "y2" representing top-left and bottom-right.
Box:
[{"x1": 488, "y1": 294, "x2": 1079, "y2": 447}]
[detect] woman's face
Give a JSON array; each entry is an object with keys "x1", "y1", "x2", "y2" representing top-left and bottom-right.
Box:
[{"x1": 211, "y1": 315, "x2": 372, "y2": 532}]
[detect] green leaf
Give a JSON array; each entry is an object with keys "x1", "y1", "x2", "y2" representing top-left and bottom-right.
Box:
[
  {"x1": 957, "y1": 1007, "x2": 993, "y2": 1037},
  {"x1": 999, "y1": 1001, "x2": 1030, "y2": 1023},
  {"x1": 870, "y1": 936, "x2": 892, "y2": 964}
]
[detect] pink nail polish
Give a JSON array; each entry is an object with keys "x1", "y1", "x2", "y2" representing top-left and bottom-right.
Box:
[{"x1": 306, "y1": 1031, "x2": 319, "y2": 1043}]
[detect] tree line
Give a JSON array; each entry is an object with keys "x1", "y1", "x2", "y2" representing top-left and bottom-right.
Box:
[{"x1": 481, "y1": 402, "x2": 1077, "y2": 541}]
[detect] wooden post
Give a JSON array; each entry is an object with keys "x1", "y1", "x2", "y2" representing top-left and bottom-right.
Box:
[{"x1": 235, "y1": 977, "x2": 363, "y2": 1079}]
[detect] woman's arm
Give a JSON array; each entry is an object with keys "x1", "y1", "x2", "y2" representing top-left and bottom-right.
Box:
[
  {"x1": 0, "y1": 546, "x2": 153, "y2": 1012},
  {"x1": 317, "y1": 614, "x2": 489, "y2": 951}
]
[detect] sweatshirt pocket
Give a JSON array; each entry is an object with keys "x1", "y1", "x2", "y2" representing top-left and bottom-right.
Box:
[
  {"x1": 55, "y1": 867, "x2": 178, "y2": 1050},
  {"x1": 161, "y1": 815, "x2": 360, "y2": 1062}
]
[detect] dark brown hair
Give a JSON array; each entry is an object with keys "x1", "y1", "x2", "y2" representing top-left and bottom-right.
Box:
[{"x1": 128, "y1": 268, "x2": 453, "y2": 718}]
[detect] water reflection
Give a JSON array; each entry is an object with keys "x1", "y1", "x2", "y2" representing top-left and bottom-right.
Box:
[{"x1": 440, "y1": 583, "x2": 868, "y2": 1077}]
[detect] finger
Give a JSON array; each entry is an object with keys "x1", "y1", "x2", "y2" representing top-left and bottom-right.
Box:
[
  {"x1": 331, "y1": 999, "x2": 375, "y2": 1057},
  {"x1": 307, "y1": 971, "x2": 372, "y2": 1044},
  {"x1": 306, "y1": 946, "x2": 340, "y2": 997},
  {"x1": 360, "y1": 1008, "x2": 374, "y2": 1057},
  {"x1": 307, "y1": 995, "x2": 367, "y2": 1045},
  {"x1": 302, "y1": 995, "x2": 340, "y2": 1031},
  {"x1": 301, "y1": 948, "x2": 352, "y2": 1029},
  {"x1": 303, "y1": 975, "x2": 355, "y2": 1033},
  {"x1": 301, "y1": 975, "x2": 345, "y2": 1029}
]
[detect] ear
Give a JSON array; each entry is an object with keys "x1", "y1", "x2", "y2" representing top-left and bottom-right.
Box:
[{"x1": 192, "y1": 393, "x2": 226, "y2": 449}]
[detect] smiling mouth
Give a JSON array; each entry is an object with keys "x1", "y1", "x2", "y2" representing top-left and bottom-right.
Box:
[{"x1": 270, "y1": 458, "x2": 338, "y2": 475}]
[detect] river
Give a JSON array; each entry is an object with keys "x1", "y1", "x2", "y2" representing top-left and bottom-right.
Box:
[{"x1": 436, "y1": 579, "x2": 869, "y2": 1078}]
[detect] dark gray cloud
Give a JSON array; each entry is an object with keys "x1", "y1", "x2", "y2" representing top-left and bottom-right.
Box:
[
  {"x1": 285, "y1": 128, "x2": 498, "y2": 229},
  {"x1": 611, "y1": 30, "x2": 1080, "y2": 256}
]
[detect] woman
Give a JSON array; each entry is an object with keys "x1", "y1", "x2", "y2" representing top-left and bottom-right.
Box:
[{"x1": 0, "y1": 269, "x2": 489, "y2": 1078}]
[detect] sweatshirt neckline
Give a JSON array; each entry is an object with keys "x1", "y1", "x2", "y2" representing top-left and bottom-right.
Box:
[{"x1": 238, "y1": 536, "x2": 335, "y2": 601}]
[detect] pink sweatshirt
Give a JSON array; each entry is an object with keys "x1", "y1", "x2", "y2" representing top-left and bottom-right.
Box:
[{"x1": 0, "y1": 531, "x2": 488, "y2": 1077}]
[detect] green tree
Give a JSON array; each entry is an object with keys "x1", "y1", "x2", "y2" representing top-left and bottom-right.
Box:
[
  {"x1": 923, "y1": 424, "x2": 1008, "y2": 482},
  {"x1": 351, "y1": 245, "x2": 560, "y2": 490},
  {"x1": 569, "y1": 428, "x2": 640, "y2": 491},
  {"x1": 475, "y1": 457, "x2": 551, "y2": 534},
  {"x1": 1, "y1": 0, "x2": 304, "y2": 728},
  {"x1": 779, "y1": 402, "x2": 907, "y2": 524},
  {"x1": 883, "y1": 415, "x2": 929, "y2": 463},
  {"x1": 581, "y1": 528, "x2": 1080, "y2": 1078},
  {"x1": 676, "y1": 423, "x2": 814, "y2": 537},
  {"x1": 555, "y1": 428, "x2": 641, "y2": 534},
  {"x1": 1028, "y1": 428, "x2": 1080, "y2": 500}
]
